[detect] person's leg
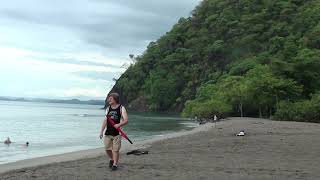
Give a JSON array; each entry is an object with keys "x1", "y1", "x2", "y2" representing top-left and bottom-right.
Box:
[
  {"x1": 105, "y1": 136, "x2": 115, "y2": 168},
  {"x1": 112, "y1": 151, "x2": 120, "y2": 165},
  {"x1": 112, "y1": 135, "x2": 122, "y2": 166},
  {"x1": 106, "y1": 150, "x2": 113, "y2": 159},
  {"x1": 104, "y1": 136, "x2": 113, "y2": 160}
]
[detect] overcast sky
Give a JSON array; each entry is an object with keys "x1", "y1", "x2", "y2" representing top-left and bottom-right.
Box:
[{"x1": 0, "y1": 0, "x2": 200, "y2": 100}]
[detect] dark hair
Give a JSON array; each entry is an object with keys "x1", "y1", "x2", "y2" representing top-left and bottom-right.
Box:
[{"x1": 108, "y1": 93, "x2": 120, "y2": 104}]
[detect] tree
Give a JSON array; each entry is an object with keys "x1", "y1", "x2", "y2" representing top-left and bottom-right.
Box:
[
  {"x1": 245, "y1": 65, "x2": 302, "y2": 117},
  {"x1": 218, "y1": 76, "x2": 249, "y2": 117}
]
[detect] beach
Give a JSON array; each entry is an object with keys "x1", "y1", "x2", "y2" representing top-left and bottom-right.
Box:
[{"x1": 1, "y1": 117, "x2": 320, "y2": 180}]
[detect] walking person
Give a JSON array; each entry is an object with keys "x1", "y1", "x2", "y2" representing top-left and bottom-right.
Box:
[{"x1": 100, "y1": 93, "x2": 128, "y2": 171}]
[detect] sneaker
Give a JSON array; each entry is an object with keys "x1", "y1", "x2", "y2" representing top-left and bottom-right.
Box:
[
  {"x1": 111, "y1": 165, "x2": 118, "y2": 171},
  {"x1": 109, "y1": 160, "x2": 114, "y2": 168}
]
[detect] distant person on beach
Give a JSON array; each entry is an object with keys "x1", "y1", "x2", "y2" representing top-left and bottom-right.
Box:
[
  {"x1": 25, "y1": 142, "x2": 29, "y2": 147},
  {"x1": 99, "y1": 92, "x2": 128, "y2": 171},
  {"x1": 4, "y1": 137, "x2": 12, "y2": 144},
  {"x1": 214, "y1": 115, "x2": 218, "y2": 121}
]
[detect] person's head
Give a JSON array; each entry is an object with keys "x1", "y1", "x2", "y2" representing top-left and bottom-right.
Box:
[
  {"x1": 107, "y1": 93, "x2": 120, "y2": 105},
  {"x1": 26, "y1": 142, "x2": 29, "y2": 146}
]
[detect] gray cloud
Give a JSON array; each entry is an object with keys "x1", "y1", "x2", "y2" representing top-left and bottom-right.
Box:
[
  {"x1": 72, "y1": 71, "x2": 121, "y2": 81},
  {"x1": 0, "y1": 0, "x2": 200, "y2": 55},
  {"x1": 37, "y1": 58, "x2": 121, "y2": 69},
  {"x1": 0, "y1": 0, "x2": 200, "y2": 99}
]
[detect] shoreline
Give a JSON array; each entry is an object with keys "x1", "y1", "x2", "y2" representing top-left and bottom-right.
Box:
[{"x1": 0, "y1": 121, "x2": 213, "y2": 174}]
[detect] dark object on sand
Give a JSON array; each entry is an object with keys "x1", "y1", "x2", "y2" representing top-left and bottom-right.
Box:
[
  {"x1": 196, "y1": 118, "x2": 207, "y2": 125},
  {"x1": 236, "y1": 130, "x2": 245, "y2": 136},
  {"x1": 126, "y1": 150, "x2": 149, "y2": 155}
]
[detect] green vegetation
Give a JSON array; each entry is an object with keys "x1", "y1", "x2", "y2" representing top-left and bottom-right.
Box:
[
  {"x1": 275, "y1": 93, "x2": 320, "y2": 122},
  {"x1": 112, "y1": 0, "x2": 320, "y2": 122}
]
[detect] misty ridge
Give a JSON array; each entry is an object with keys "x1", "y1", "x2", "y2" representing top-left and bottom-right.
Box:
[{"x1": 0, "y1": 96, "x2": 105, "y2": 105}]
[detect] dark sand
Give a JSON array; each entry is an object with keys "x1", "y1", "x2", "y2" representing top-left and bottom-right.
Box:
[{"x1": 1, "y1": 118, "x2": 320, "y2": 180}]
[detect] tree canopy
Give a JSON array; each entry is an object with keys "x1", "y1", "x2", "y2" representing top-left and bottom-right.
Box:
[{"x1": 111, "y1": 0, "x2": 320, "y2": 122}]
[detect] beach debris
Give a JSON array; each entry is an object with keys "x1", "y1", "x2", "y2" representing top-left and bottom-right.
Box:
[
  {"x1": 126, "y1": 149, "x2": 149, "y2": 155},
  {"x1": 199, "y1": 120, "x2": 207, "y2": 125},
  {"x1": 236, "y1": 130, "x2": 245, "y2": 136}
]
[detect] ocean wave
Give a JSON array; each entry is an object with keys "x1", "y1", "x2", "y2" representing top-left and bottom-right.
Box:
[
  {"x1": 180, "y1": 122, "x2": 198, "y2": 128},
  {"x1": 71, "y1": 114, "x2": 101, "y2": 117}
]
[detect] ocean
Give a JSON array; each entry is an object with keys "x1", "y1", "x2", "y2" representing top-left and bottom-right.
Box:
[{"x1": 0, "y1": 101, "x2": 197, "y2": 164}]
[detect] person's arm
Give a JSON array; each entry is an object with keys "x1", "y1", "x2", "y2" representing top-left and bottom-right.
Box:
[
  {"x1": 114, "y1": 106, "x2": 128, "y2": 129},
  {"x1": 99, "y1": 107, "x2": 109, "y2": 139},
  {"x1": 99, "y1": 117, "x2": 107, "y2": 139}
]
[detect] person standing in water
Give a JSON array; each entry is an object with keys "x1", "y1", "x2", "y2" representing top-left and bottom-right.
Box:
[
  {"x1": 99, "y1": 93, "x2": 128, "y2": 171},
  {"x1": 4, "y1": 137, "x2": 12, "y2": 144}
]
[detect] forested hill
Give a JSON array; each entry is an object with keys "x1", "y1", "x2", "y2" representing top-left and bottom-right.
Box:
[{"x1": 110, "y1": 0, "x2": 320, "y2": 122}]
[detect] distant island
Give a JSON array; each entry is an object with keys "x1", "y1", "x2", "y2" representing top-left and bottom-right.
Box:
[{"x1": 0, "y1": 96, "x2": 105, "y2": 105}]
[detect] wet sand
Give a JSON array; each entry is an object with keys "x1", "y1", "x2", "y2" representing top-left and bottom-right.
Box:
[{"x1": 1, "y1": 117, "x2": 320, "y2": 180}]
